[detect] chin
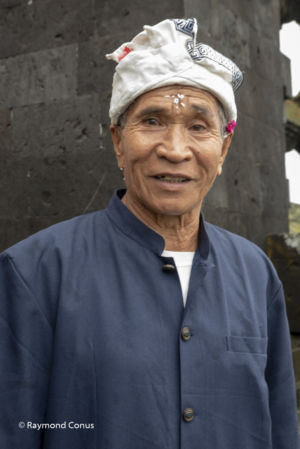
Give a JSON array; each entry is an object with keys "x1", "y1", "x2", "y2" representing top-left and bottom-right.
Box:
[{"x1": 149, "y1": 200, "x2": 195, "y2": 217}]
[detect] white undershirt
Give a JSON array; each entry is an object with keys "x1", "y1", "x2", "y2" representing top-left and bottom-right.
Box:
[{"x1": 161, "y1": 250, "x2": 195, "y2": 306}]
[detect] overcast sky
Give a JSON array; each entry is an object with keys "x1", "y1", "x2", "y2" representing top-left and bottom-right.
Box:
[{"x1": 280, "y1": 21, "x2": 300, "y2": 205}]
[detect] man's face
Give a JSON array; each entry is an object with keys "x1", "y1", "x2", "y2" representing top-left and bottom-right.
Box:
[{"x1": 111, "y1": 85, "x2": 232, "y2": 218}]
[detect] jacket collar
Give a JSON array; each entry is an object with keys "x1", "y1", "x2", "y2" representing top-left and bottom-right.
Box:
[{"x1": 106, "y1": 189, "x2": 211, "y2": 263}]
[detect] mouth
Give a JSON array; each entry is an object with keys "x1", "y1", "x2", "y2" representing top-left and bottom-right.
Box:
[{"x1": 153, "y1": 174, "x2": 191, "y2": 183}]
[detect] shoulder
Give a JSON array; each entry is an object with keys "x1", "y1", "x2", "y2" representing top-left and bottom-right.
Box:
[
  {"x1": 206, "y1": 221, "x2": 266, "y2": 258},
  {"x1": 205, "y1": 221, "x2": 281, "y2": 299},
  {"x1": 0, "y1": 209, "x2": 107, "y2": 278},
  {"x1": 0, "y1": 210, "x2": 110, "y2": 327}
]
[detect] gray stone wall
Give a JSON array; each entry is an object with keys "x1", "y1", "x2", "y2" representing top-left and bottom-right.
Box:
[{"x1": 0, "y1": 0, "x2": 290, "y2": 251}]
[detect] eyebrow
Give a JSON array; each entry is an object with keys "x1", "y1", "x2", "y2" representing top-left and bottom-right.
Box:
[
  {"x1": 190, "y1": 104, "x2": 213, "y2": 117},
  {"x1": 135, "y1": 107, "x2": 166, "y2": 118}
]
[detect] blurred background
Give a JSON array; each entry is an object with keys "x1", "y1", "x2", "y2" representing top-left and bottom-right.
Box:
[{"x1": 0, "y1": 0, "x2": 299, "y2": 412}]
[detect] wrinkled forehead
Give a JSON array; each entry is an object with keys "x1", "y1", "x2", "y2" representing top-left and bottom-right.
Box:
[
  {"x1": 126, "y1": 85, "x2": 221, "y2": 117},
  {"x1": 134, "y1": 84, "x2": 218, "y2": 107}
]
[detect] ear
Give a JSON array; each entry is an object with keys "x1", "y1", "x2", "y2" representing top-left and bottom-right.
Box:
[
  {"x1": 110, "y1": 125, "x2": 124, "y2": 168},
  {"x1": 217, "y1": 133, "x2": 233, "y2": 175}
]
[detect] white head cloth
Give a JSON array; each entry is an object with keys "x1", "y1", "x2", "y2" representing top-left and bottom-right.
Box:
[{"x1": 106, "y1": 18, "x2": 243, "y2": 125}]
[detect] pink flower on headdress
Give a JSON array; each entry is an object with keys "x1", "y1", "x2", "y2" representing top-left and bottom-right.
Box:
[
  {"x1": 225, "y1": 120, "x2": 236, "y2": 134},
  {"x1": 118, "y1": 46, "x2": 132, "y2": 62}
]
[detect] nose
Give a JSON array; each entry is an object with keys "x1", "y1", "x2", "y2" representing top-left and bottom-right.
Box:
[{"x1": 156, "y1": 124, "x2": 193, "y2": 162}]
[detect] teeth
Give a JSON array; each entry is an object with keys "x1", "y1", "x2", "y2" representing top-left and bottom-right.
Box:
[{"x1": 156, "y1": 176, "x2": 188, "y2": 183}]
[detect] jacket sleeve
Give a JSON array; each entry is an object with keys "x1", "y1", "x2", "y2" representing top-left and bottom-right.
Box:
[
  {"x1": 265, "y1": 283, "x2": 300, "y2": 449},
  {"x1": 0, "y1": 253, "x2": 53, "y2": 448}
]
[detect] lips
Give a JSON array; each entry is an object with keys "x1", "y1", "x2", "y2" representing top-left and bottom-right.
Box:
[{"x1": 153, "y1": 174, "x2": 192, "y2": 183}]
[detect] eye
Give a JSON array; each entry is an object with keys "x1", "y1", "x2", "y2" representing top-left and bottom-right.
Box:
[
  {"x1": 143, "y1": 117, "x2": 160, "y2": 126},
  {"x1": 191, "y1": 123, "x2": 206, "y2": 132}
]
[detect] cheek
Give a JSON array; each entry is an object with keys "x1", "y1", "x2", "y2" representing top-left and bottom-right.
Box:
[
  {"x1": 194, "y1": 143, "x2": 223, "y2": 170},
  {"x1": 122, "y1": 136, "x2": 153, "y2": 168}
]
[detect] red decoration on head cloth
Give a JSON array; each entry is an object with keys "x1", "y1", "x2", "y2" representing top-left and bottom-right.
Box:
[{"x1": 118, "y1": 46, "x2": 132, "y2": 62}]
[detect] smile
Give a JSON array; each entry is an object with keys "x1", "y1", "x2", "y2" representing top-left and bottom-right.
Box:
[{"x1": 154, "y1": 175, "x2": 191, "y2": 183}]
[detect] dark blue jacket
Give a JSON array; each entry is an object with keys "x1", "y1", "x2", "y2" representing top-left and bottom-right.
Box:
[{"x1": 0, "y1": 190, "x2": 299, "y2": 448}]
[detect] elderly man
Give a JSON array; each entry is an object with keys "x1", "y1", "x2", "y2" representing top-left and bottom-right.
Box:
[{"x1": 0, "y1": 18, "x2": 299, "y2": 449}]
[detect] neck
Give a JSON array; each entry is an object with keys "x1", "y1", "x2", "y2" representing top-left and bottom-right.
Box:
[{"x1": 122, "y1": 193, "x2": 200, "y2": 251}]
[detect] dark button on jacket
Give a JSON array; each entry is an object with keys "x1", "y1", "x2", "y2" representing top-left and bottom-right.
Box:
[
  {"x1": 181, "y1": 326, "x2": 192, "y2": 341},
  {"x1": 162, "y1": 263, "x2": 176, "y2": 273},
  {"x1": 183, "y1": 408, "x2": 195, "y2": 422}
]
